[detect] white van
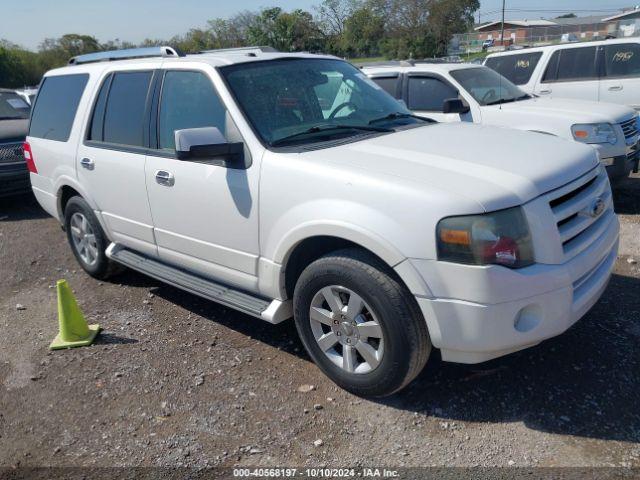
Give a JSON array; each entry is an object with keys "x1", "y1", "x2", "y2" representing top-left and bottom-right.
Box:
[{"x1": 484, "y1": 38, "x2": 640, "y2": 111}]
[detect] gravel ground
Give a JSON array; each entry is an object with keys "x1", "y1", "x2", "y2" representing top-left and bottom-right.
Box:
[{"x1": 0, "y1": 174, "x2": 639, "y2": 472}]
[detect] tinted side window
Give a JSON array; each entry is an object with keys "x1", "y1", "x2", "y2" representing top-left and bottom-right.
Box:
[
  {"x1": 88, "y1": 74, "x2": 112, "y2": 142},
  {"x1": 29, "y1": 74, "x2": 89, "y2": 142},
  {"x1": 604, "y1": 43, "x2": 640, "y2": 78},
  {"x1": 158, "y1": 71, "x2": 227, "y2": 151},
  {"x1": 542, "y1": 51, "x2": 560, "y2": 82},
  {"x1": 484, "y1": 52, "x2": 542, "y2": 85},
  {"x1": 407, "y1": 77, "x2": 458, "y2": 111},
  {"x1": 555, "y1": 47, "x2": 597, "y2": 81},
  {"x1": 103, "y1": 71, "x2": 152, "y2": 147},
  {"x1": 371, "y1": 76, "x2": 400, "y2": 98}
]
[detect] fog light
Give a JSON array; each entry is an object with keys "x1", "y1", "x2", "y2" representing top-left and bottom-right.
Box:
[{"x1": 514, "y1": 305, "x2": 542, "y2": 333}]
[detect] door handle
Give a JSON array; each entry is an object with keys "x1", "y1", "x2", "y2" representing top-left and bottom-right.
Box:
[
  {"x1": 608, "y1": 85, "x2": 623, "y2": 92},
  {"x1": 538, "y1": 89, "x2": 552, "y2": 95},
  {"x1": 80, "y1": 158, "x2": 95, "y2": 170},
  {"x1": 155, "y1": 170, "x2": 175, "y2": 187}
]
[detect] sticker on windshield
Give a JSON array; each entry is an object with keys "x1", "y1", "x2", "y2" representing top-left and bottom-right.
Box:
[
  {"x1": 355, "y1": 73, "x2": 382, "y2": 90},
  {"x1": 7, "y1": 98, "x2": 29, "y2": 109}
]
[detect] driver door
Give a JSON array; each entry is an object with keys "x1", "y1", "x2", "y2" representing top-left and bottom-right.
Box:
[
  {"x1": 405, "y1": 75, "x2": 474, "y2": 123},
  {"x1": 144, "y1": 68, "x2": 260, "y2": 291}
]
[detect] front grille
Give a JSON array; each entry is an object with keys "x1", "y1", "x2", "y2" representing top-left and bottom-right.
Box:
[
  {"x1": 547, "y1": 166, "x2": 613, "y2": 261},
  {"x1": 619, "y1": 117, "x2": 639, "y2": 140},
  {"x1": 0, "y1": 142, "x2": 24, "y2": 165}
]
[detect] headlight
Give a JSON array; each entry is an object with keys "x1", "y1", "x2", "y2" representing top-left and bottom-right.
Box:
[
  {"x1": 571, "y1": 123, "x2": 617, "y2": 145},
  {"x1": 436, "y1": 207, "x2": 534, "y2": 268}
]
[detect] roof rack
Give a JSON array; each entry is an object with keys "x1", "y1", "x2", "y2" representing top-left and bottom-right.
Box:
[
  {"x1": 199, "y1": 46, "x2": 278, "y2": 56},
  {"x1": 68, "y1": 46, "x2": 184, "y2": 65}
]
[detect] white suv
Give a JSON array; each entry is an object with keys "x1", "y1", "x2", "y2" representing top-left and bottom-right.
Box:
[
  {"x1": 484, "y1": 39, "x2": 640, "y2": 110},
  {"x1": 363, "y1": 62, "x2": 639, "y2": 182},
  {"x1": 27, "y1": 46, "x2": 619, "y2": 396}
]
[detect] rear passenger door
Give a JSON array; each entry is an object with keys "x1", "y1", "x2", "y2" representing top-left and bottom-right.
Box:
[
  {"x1": 599, "y1": 42, "x2": 640, "y2": 110},
  {"x1": 144, "y1": 68, "x2": 260, "y2": 291},
  {"x1": 535, "y1": 46, "x2": 599, "y2": 101},
  {"x1": 77, "y1": 69, "x2": 158, "y2": 258}
]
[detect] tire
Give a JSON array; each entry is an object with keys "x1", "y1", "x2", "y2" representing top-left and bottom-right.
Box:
[
  {"x1": 63, "y1": 196, "x2": 122, "y2": 280},
  {"x1": 293, "y1": 248, "x2": 431, "y2": 397}
]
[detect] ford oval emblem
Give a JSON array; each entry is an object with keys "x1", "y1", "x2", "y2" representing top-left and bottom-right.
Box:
[{"x1": 587, "y1": 198, "x2": 606, "y2": 218}]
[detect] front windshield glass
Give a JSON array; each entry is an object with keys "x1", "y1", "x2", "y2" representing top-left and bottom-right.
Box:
[
  {"x1": 221, "y1": 58, "x2": 425, "y2": 147},
  {"x1": 0, "y1": 92, "x2": 30, "y2": 120},
  {"x1": 450, "y1": 67, "x2": 530, "y2": 106}
]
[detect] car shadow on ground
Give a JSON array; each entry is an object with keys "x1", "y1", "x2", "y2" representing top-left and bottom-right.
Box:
[
  {"x1": 613, "y1": 174, "x2": 639, "y2": 215},
  {"x1": 136, "y1": 270, "x2": 640, "y2": 444},
  {"x1": 0, "y1": 193, "x2": 48, "y2": 221}
]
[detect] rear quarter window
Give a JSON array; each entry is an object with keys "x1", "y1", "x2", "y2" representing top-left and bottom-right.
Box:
[
  {"x1": 484, "y1": 52, "x2": 542, "y2": 85},
  {"x1": 604, "y1": 43, "x2": 640, "y2": 78},
  {"x1": 29, "y1": 74, "x2": 89, "y2": 142}
]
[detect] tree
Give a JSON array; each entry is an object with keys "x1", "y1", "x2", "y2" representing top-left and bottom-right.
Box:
[
  {"x1": 342, "y1": 6, "x2": 385, "y2": 57},
  {"x1": 247, "y1": 8, "x2": 324, "y2": 52},
  {"x1": 428, "y1": 0, "x2": 479, "y2": 55},
  {"x1": 316, "y1": 0, "x2": 360, "y2": 36},
  {"x1": 556, "y1": 13, "x2": 577, "y2": 19}
]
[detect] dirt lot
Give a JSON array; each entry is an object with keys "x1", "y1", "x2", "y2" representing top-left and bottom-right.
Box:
[{"x1": 0, "y1": 175, "x2": 639, "y2": 472}]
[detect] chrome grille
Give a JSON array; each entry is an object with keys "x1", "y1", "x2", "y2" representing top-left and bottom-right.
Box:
[
  {"x1": 0, "y1": 142, "x2": 24, "y2": 165},
  {"x1": 547, "y1": 166, "x2": 614, "y2": 261},
  {"x1": 619, "y1": 117, "x2": 639, "y2": 140}
]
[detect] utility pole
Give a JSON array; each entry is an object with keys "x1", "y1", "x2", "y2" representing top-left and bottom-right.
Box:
[{"x1": 500, "y1": 0, "x2": 506, "y2": 50}]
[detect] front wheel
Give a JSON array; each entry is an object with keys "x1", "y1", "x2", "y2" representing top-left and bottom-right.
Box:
[{"x1": 293, "y1": 248, "x2": 431, "y2": 397}]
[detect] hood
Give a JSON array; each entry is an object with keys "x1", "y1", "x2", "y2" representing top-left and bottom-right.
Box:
[
  {"x1": 486, "y1": 97, "x2": 635, "y2": 125},
  {"x1": 0, "y1": 119, "x2": 29, "y2": 143},
  {"x1": 304, "y1": 123, "x2": 598, "y2": 212}
]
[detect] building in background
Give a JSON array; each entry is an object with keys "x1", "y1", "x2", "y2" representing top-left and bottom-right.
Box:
[{"x1": 450, "y1": 7, "x2": 640, "y2": 55}]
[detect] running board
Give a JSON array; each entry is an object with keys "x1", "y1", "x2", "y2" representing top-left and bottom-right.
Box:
[{"x1": 106, "y1": 243, "x2": 291, "y2": 323}]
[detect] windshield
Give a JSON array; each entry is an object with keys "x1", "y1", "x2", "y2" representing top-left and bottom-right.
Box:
[
  {"x1": 220, "y1": 58, "x2": 426, "y2": 147},
  {"x1": 450, "y1": 67, "x2": 530, "y2": 106},
  {"x1": 0, "y1": 92, "x2": 30, "y2": 120}
]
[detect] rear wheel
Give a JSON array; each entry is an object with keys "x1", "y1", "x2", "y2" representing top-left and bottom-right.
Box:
[
  {"x1": 293, "y1": 248, "x2": 431, "y2": 397},
  {"x1": 64, "y1": 196, "x2": 121, "y2": 279}
]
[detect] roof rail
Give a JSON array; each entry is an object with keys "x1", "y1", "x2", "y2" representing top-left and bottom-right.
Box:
[
  {"x1": 68, "y1": 46, "x2": 184, "y2": 65},
  {"x1": 200, "y1": 46, "x2": 278, "y2": 55}
]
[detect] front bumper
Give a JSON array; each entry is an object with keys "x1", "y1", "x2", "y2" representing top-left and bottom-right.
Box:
[
  {"x1": 412, "y1": 212, "x2": 619, "y2": 364},
  {"x1": 600, "y1": 137, "x2": 638, "y2": 181},
  {"x1": 0, "y1": 163, "x2": 30, "y2": 198}
]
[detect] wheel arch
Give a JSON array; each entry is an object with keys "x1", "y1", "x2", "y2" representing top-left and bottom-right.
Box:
[{"x1": 273, "y1": 223, "x2": 430, "y2": 301}]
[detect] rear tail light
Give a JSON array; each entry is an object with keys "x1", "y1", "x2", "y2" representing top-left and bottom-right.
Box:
[{"x1": 23, "y1": 141, "x2": 37, "y2": 174}]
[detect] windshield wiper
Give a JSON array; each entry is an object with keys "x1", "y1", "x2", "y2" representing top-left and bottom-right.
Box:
[
  {"x1": 369, "y1": 112, "x2": 435, "y2": 125},
  {"x1": 270, "y1": 124, "x2": 392, "y2": 147},
  {"x1": 0, "y1": 116, "x2": 26, "y2": 120},
  {"x1": 485, "y1": 94, "x2": 530, "y2": 106}
]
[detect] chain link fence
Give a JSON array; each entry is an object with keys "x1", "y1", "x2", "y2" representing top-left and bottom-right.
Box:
[{"x1": 449, "y1": 18, "x2": 640, "y2": 55}]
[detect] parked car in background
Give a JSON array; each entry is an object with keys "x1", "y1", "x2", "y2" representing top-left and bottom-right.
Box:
[
  {"x1": 482, "y1": 39, "x2": 495, "y2": 50},
  {"x1": 15, "y1": 87, "x2": 38, "y2": 105},
  {"x1": 0, "y1": 88, "x2": 30, "y2": 197},
  {"x1": 363, "y1": 63, "x2": 639, "y2": 182},
  {"x1": 484, "y1": 38, "x2": 640, "y2": 111},
  {"x1": 27, "y1": 46, "x2": 618, "y2": 396}
]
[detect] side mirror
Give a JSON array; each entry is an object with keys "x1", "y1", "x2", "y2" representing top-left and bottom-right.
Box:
[
  {"x1": 442, "y1": 98, "x2": 470, "y2": 115},
  {"x1": 175, "y1": 127, "x2": 245, "y2": 168}
]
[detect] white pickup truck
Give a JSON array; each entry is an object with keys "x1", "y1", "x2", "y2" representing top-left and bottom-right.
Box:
[
  {"x1": 27, "y1": 47, "x2": 619, "y2": 396},
  {"x1": 363, "y1": 62, "x2": 639, "y2": 182}
]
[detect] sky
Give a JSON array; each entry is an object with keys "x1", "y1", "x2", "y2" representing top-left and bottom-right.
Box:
[{"x1": 2, "y1": 0, "x2": 634, "y2": 50}]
